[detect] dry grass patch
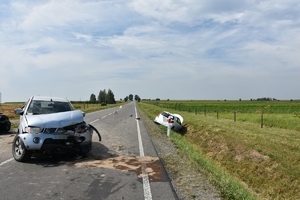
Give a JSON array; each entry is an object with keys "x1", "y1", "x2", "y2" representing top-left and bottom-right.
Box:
[{"x1": 0, "y1": 103, "x2": 23, "y2": 119}]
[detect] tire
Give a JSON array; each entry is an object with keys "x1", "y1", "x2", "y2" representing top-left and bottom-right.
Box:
[
  {"x1": 12, "y1": 135, "x2": 32, "y2": 162},
  {"x1": 4, "y1": 124, "x2": 10, "y2": 132}
]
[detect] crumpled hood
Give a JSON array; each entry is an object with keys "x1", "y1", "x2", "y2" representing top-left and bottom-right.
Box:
[{"x1": 25, "y1": 110, "x2": 84, "y2": 128}]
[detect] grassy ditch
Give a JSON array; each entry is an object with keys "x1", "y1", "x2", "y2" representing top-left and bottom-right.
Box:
[{"x1": 137, "y1": 102, "x2": 300, "y2": 200}]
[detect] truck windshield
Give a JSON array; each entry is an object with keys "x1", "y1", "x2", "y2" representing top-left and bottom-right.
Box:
[{"x1": 27, "y1": 100, "x2": 73, "y2": 115}]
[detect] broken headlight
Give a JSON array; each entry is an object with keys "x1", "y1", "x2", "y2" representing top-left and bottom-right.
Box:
[{"x1": 75, "y1": 123, "x2": 89, "y2": 133}]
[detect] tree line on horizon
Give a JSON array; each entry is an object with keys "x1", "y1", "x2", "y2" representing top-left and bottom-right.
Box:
[
  {"x1": 88, "y1": 89, "x2": 116, "y2": 104},
  {"x1": 123, "y1": 94, "x2": 141, "y2": 102},
  {"x1": 88, "y1": 89, "x2": 141, "y2": 104}
]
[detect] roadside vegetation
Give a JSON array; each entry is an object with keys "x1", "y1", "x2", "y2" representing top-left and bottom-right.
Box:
[{"x1": 137, "y1": 100, "x2": 300, "y2": 200}]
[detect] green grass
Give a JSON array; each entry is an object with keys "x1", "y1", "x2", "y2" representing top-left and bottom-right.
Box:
[
  {"x1": 137, "y1": 101, "x2": 300, "y2": 200},
  {"x1": 146, "y1": 99, "x2": 300, "y2": 113}
]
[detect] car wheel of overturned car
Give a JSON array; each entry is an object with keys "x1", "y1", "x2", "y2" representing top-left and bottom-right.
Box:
[
  {"x1": 12, "y1": 135, "x2": 32, "y2": 162},
  {"x1": 4, "y1": 124, "x2": 11, "y2": 132}
]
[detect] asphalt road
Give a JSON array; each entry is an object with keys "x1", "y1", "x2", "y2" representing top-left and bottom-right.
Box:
[{"x1": 0, "y1": 101, "x2": 178, "y2": 200}]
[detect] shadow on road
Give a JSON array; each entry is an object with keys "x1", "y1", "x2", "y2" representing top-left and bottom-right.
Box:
[
  {"x1": 0, "y1": 130, "x2": 16, "y2": 135},
  {"x1": 23, "y1": 142, "x2": 113, "y2": 167}
]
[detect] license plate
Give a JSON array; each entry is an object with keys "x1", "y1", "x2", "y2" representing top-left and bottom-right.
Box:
[{"x1": 53, "y1": 135, "x2": 68, "y2": 139}]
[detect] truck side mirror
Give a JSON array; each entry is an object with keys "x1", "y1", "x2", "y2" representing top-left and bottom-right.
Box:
[{"x1": 14, "y1": 108, "x2": 24, "y2": 116}]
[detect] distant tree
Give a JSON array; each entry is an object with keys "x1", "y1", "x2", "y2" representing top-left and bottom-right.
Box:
[
  {"x1": 124, "y1": 96, "x2": 128, "y2": 102},
  {"x1": 156, "y1": 98, "x2": 160, "y2": 101},
  {"x1": 129, "y1": 94, "x2": 133, "y2": 101},
  {"x1": 134, "y1": 95, "x2": 141, "y2": 102},
  {"x1": 257, "y1": 97, "x2": 273, "y2": 101},
  {"x1": 98, "y1": 89, "x2": 107, "y2": 104},
  {"x1": 106, "y1": 89, "x2": 116, "y2": 104},
  {"x1": 89, "y1": 94, "x2": 96, "y2": 103}
]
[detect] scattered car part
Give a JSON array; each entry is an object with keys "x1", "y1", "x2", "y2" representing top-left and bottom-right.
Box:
[{"x1": 89, "y1": 124, "x2": 101, "y2": 141}]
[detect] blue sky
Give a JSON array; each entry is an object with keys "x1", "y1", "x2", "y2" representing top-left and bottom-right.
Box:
[{"x1": 1, "y1": 0, "x2": 300, "y2": 102}]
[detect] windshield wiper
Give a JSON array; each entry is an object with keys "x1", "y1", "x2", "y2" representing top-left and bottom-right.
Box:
[{"x1": 32, "y1": 113, "x2": 41, "y2": 115}]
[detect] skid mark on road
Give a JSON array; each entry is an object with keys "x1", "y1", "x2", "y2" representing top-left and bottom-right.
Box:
[{"x1": 73, "y1": 155, "x2": 164, "y2": 181}]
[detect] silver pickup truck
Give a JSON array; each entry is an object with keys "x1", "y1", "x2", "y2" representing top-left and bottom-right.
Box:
[{"x1": 13, "y1": 96, "x2": 100, "y2": 162}]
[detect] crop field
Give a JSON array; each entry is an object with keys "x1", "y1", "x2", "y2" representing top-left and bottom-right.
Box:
[
  {"x1": 138, "y1": 100, "x2": 300, "y2": 200},
  {"x1": 146, "y1": 100, "x2": 300, "y2": 131}
]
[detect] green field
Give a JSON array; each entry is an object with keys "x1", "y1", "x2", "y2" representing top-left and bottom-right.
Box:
[
  {"x1": 138, "y1": 100, "x2": 300, "y2": 200},
  {"x1": 145, "y1": 100, "x2": 300, "y2": 131}
]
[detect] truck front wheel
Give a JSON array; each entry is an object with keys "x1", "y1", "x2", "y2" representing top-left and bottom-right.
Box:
[{"x1": 12, "y1": 135, "x2": 32, "y2": 162}]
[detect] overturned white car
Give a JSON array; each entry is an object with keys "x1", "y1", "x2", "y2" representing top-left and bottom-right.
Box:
[
  {"x1": 154, "y1": 111, "x2": 183, "y2": 131},
  {"x1": 13, "y1": 96, "x2": 100, "y2": 162}
]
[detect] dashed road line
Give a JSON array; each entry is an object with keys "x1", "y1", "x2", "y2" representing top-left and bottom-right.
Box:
[
  {"x1": 89, "y1": 119, "x2": 99, "y2": 124},
  {"x1": 0, "y1": 158, "x2": 14, "y2": 167}
]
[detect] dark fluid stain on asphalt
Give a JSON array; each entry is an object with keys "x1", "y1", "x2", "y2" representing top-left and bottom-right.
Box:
[{"x1": 73, "y1": 155, "x2": 164, "y2": 181}]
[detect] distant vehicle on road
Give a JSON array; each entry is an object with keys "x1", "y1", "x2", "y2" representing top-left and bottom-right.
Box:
[
  {"x1": 0, "y1": 113, "x2": 11, "y2": 132},
  {"x1": 13, "y1": 96, "x2": 98, "y2": 162},
  {"x1": 154, "y1": 111, "x2": 183, "y2": 131}
]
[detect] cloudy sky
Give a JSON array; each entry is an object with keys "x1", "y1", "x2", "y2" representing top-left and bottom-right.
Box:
[{"x1": 1, "y1": 0, "x2": 299, "y2": 102}]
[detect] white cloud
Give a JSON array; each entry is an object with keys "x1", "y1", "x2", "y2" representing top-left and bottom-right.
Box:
[
  {"x1": 0, "y1": 0, "x2": 300, "y2": 102},
  {"x1": 16, "y1": 1, "x2": 94, "y2": 31},
  {"x1": 72, "y1": 32, "x2": 93, "y2": 42}
]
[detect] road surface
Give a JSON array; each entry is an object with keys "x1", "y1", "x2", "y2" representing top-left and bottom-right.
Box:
[{"x1": 0, "y1": 101, "x2": 178, "y2": 200}]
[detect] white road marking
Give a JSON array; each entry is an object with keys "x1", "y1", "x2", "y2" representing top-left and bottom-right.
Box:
[
  {"x1": 0, "y1": 158, "x2": 14, "y2": 166},
  {"x1": 135, "y1": 105, "x2": 153, "y2": 200},
  {"x1": 89, "y1": 119, "x2": 99, "y2": 124}
]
